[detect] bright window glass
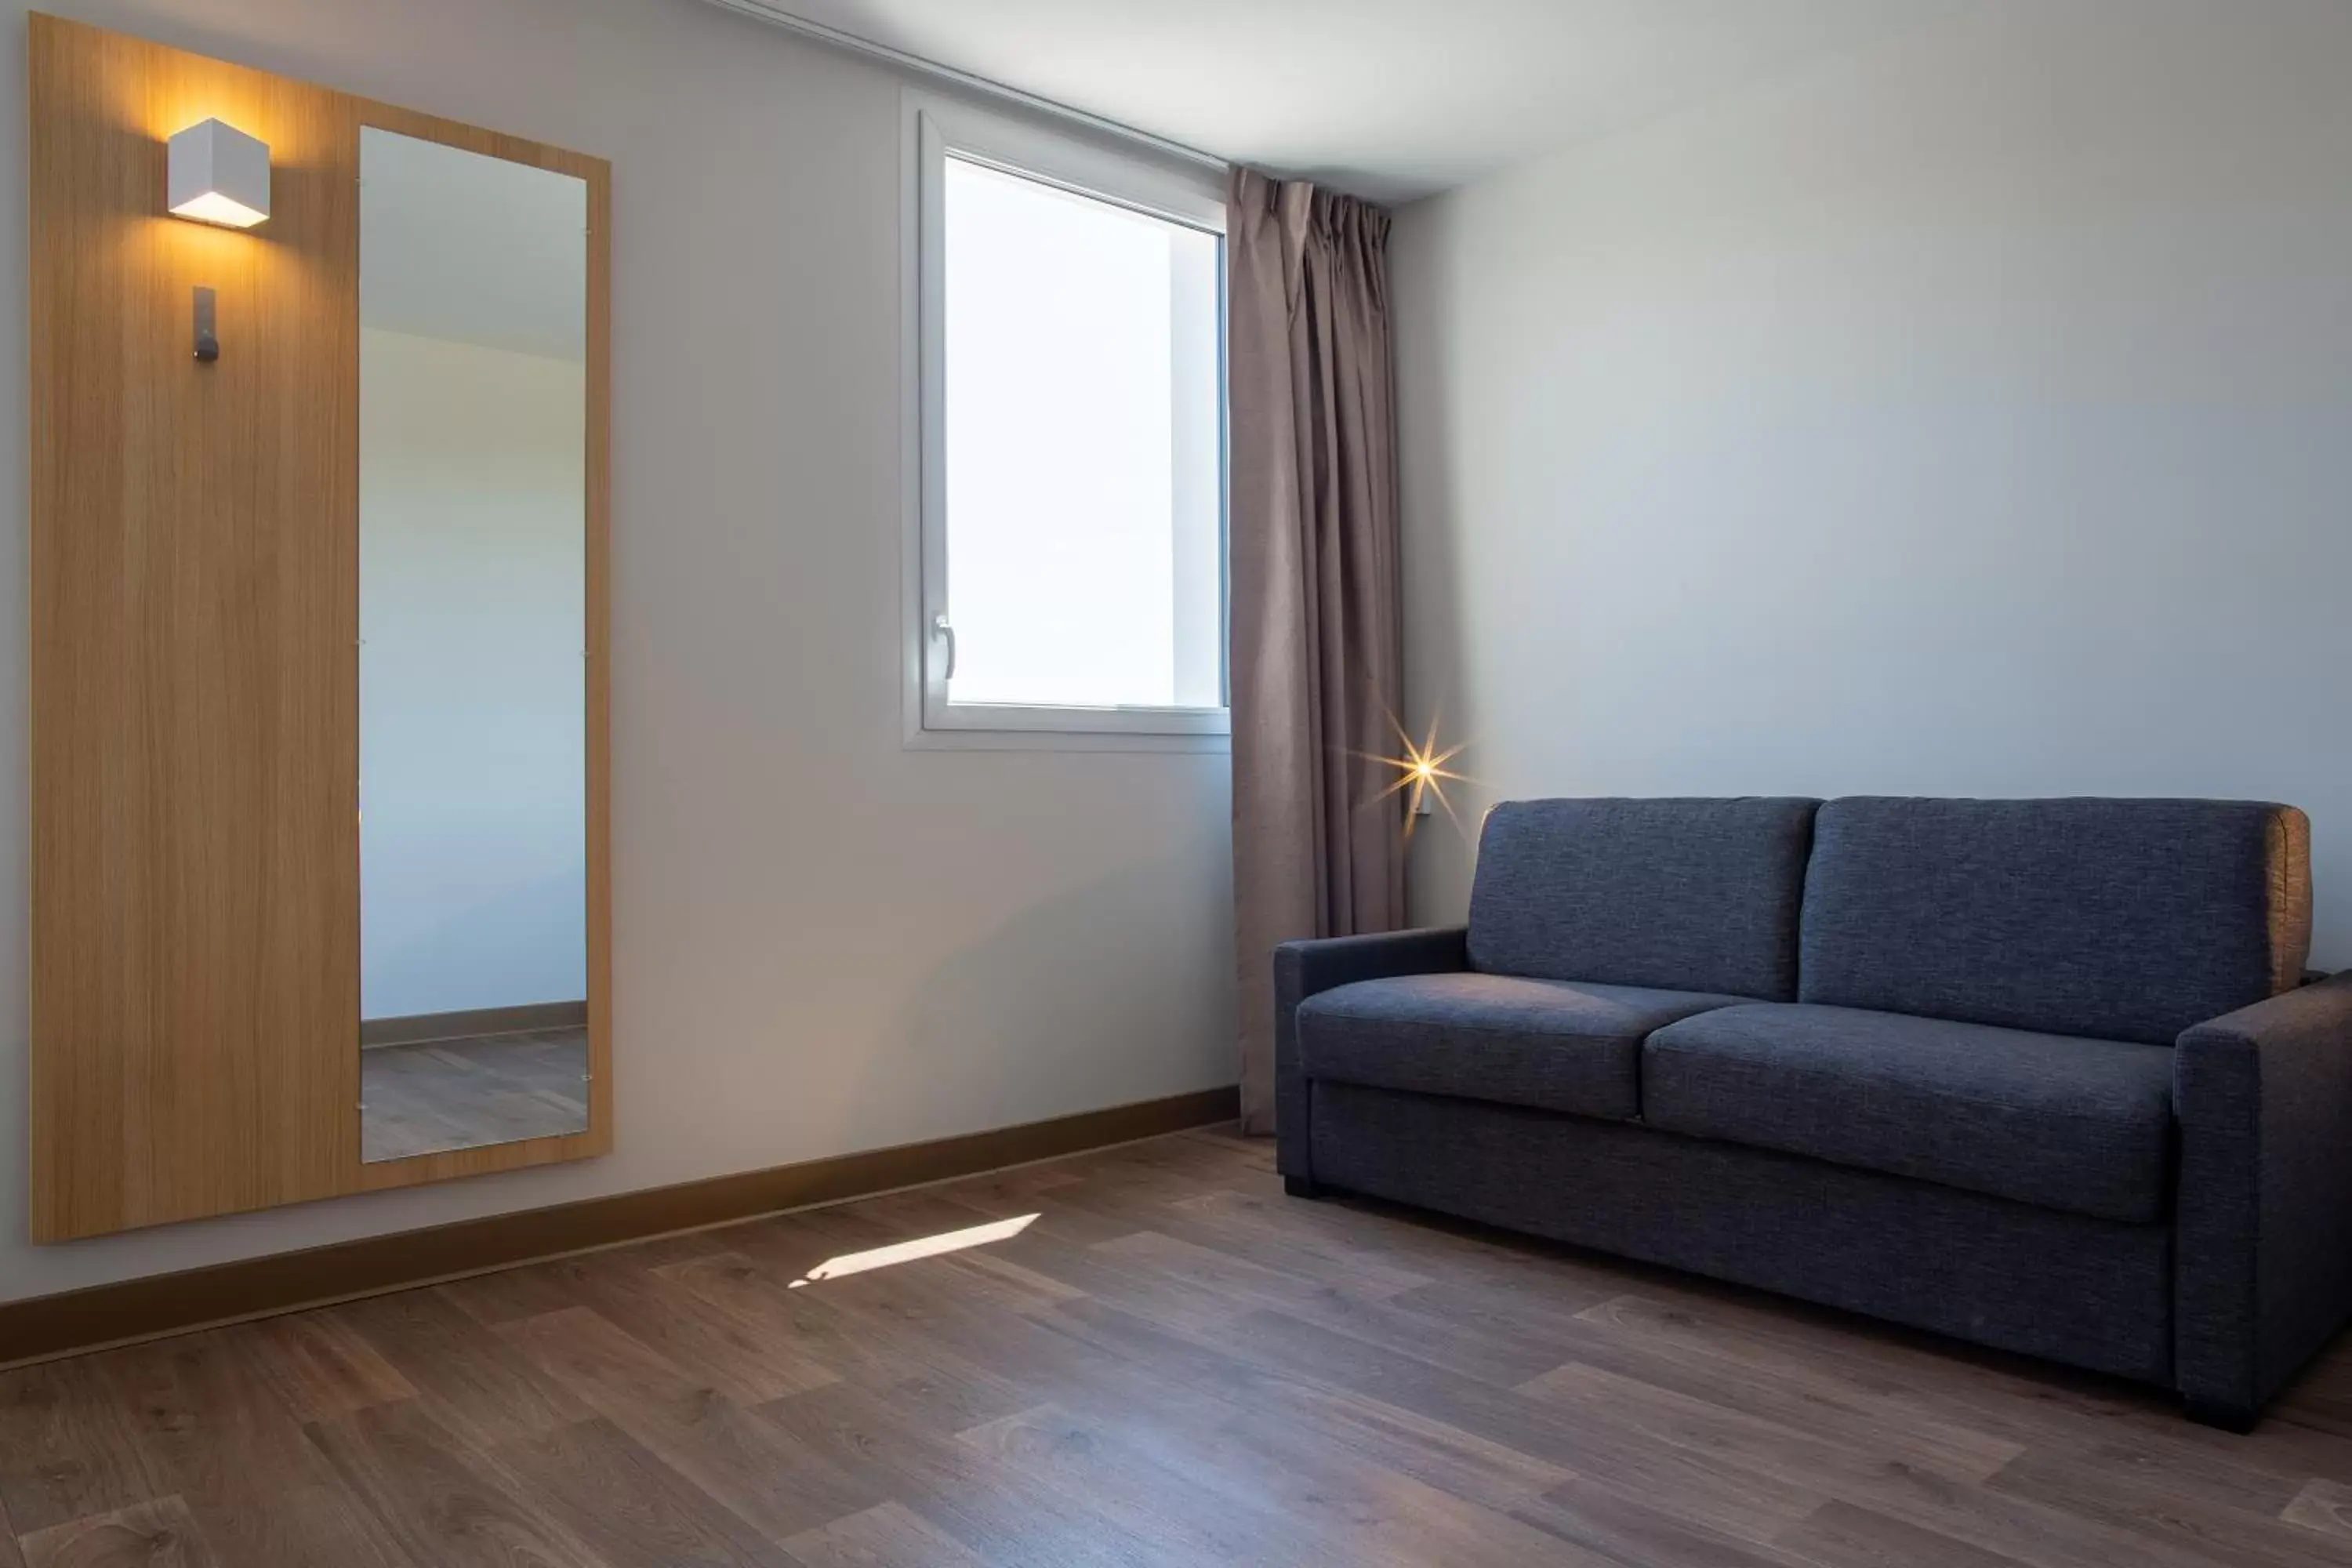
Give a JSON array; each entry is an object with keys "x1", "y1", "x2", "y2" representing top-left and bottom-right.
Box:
[{"x1": 941, "y1": 157, "x2": 1223, "y2": 713}]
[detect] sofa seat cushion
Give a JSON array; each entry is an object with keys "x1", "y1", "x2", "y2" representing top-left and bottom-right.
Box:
[
  {"x1": 1643, "y1": 1004, "x2": 2176, "y2": 1223},
  {"x1": 1298, "y1": 974, "x2": 1747, "y2": 1121}
]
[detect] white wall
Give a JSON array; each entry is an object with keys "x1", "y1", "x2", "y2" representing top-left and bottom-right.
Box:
[
  {"x1": 360, "y1": 328, "x2": 589, "y2": 1021},
  {"x1": 1394, "y1": 0, "x2": 2352, "y2": 969},
  {"x1": 0, "y1": 0, "x2": 1235, "y2": 1301}
]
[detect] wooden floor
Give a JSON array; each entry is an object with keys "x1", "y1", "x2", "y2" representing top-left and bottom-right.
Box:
[
  {"x1": 9, "y1": 1127, "x2": 2352, "y2": 1567},
  {"x1": 361, "y1": 1027, "x2": 590, "y2": 1163}
]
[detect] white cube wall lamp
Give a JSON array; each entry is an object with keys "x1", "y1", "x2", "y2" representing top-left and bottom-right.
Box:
[{"x1": 167, "y1": 118, "x2": 270, "y2": 228}]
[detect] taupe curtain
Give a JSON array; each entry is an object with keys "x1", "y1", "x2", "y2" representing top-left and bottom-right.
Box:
[{"x1": 1226, "y1": 169, "x2": 1406, "y2": 1135}]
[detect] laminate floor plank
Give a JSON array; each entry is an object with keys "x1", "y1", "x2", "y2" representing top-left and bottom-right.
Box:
[
  {"x1": 99, "y1": 1331, "x2": 416, "y2": 1568},
  {"x1": 1120, "y1": 1191, "x2": 1442, "y2": 1299},
  {"x1": 496, "y1": 1305, "x2": 882, "y2": 1546},
  {"x1": 1577, "y1": 1287, "x2": 2332, "y2": 1503},
  {"x1": 15, "y1": 1497, "x2": 219, "y2": 1568},
  {"x1": 1523, "y1": 1346, "x2": 2027, "y2": 1487},
  {"x1": 1987, "y1": 1447, "x2": 2352, "y2": 1568},
  {"x1": 489, "y1": 1253, "x2": 838, "y2": 1403},
  {"x1": 756, "y1": 1377, "x2": 1177, "y2": 1568},
  {"x1": 1196, "y1": 1304, "x2": 1835, "y2": 1544},
  {"x1": 954, "y1": 1401, "x2": 1355, "y2": 1566},
  {"x1": 2278, "y1": 1359, "x2": 2352, "y2": 1444},
  {"x1": 1588, "y1": 1283, "x2": 2352, "y2": 1539},
  {"x1": 490, "y1": 1416, "x2": 799, "y2": 1568},
  {"x1": 2285, "y1": 1477, "x2": 2352, "y2": 1542},
  {"x1": 778, "y1": 1501, "x2": 987, "y2": 1568},
  {"x1": 663, "y1": 1237, "x2": 1047, "y2": 1439},
  {"x1": 1032, "y1": 1374, "x2": 1617, "y2": 1568},
  {"x1": 1772, "y1": 1497, "x2": 2032, "y2": 1568},
  {"x1": 16, "y1": 1123, "x2": 2352, "y2": 1566},
  {"x1": 1015, "y1": 1290, "x2": 1783, "y2": 1564},
  {"x1": 1511, "y1": 1472, "x2": 1823, "y2": 1568},
  {"x1": 437, "y1": 1230, "x2": 732, "y2": 1331},
  {"x1": 652, "y1": 1250, "x2": 924, "y2": 1394},
  {"x1": 1175, "y1": 1175, "x2": 1613, "y2": 1286},
  {"x1": 240, "y1": 1311, "x2": 420, "y2": 1425},
  {"x1": 325, "y1": 1289, "x2": 594, "y2": 1449},
  {"x1": 1029, "y1": 1294, "x2": 1575, "y2": 1508},
  {"x1": 0, "y1": 1359, "x2": 165, "y2": 1538},
  {"x1": 1526, "y1": 1352, "x2": 2286, "y2": 1568},
  {"x1": 303, "y1": 1399, "x2": 605, "y2": 1568}
]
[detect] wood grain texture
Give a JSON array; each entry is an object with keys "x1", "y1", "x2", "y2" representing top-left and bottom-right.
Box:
[
  {"x1": 303, "y1": 1399, "x2": 596, "y2": 1568},
  {"x1": 27, "y1": 13, "x2": 614, "y2": 1238},
  {"x1": 89, "y1": 1333, "x2": 410, "y2": 1568},
  {"x1": 2285, "y1": 1477, "x2": 2352, "y2": 1542},
  {"x1": 492, "y1": 1415, "x2": 797, "y2": 1568},
  {"x1": 31, "y1": 11, "x2": 361, "y2": 1240},
  {"x1": 8, "y1": 1125, "x2": 2352, "y2": 1566},
  {"x1": 16, "y1": 1497, "x2": 218, "y2": 1568},
  {"x1": 0, "y1": 1359, "x2": 163, "y2": 1539},
  {"x1": 781, "y1": 1501, "x2": 987, "y2": 1568}
]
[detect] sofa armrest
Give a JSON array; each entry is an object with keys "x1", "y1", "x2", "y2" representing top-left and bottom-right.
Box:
[
  {"x1": 2176, "y1": 971, "x2": 2352, "y2": 1426},
  {"x1": 1272, "y1": 926, "x2": 1469, "y2": 1183}
]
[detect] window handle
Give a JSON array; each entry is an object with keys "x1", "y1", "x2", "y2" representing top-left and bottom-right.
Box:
[{"x1": 931, "y1": 613, "x2": 956, "y2": 681}]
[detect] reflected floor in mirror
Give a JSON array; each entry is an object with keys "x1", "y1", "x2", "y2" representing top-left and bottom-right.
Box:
[{"x1": 360, "y1": 1028, "x2": 588, "y2": 1163}]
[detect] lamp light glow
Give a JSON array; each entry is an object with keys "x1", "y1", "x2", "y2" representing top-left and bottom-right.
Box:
[
  {"x1": 1371, "y1": 714, "x2": 1469, "y2": 837},
  {"x1": 167, "y1": 118, "x2": 270, "y2": 229}
]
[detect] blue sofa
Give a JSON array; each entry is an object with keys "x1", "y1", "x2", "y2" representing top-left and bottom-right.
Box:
[{"x1": 1273, "y1": 796, "x2": 2347, "y2": 1430}]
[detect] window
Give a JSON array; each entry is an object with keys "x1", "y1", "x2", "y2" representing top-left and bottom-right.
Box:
[{"x1": 909, "y1": 103, "x2": 1228, "y2": 745}]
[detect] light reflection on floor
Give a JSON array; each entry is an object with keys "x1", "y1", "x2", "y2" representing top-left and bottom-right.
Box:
[{"x1": 787, "y1": 1212, "x2": 1040, "y2": 1287}]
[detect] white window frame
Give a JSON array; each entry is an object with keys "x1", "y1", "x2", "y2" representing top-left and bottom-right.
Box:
[{"x1": 901, "y1": 93, "x2": 1231, "y2": 752}]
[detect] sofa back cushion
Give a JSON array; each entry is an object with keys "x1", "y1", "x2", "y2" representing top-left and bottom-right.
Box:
[
  {"x1": 1467, "y1": 797, "x2": 1820, "y2": 998},
  {"x1": 1801, "y1": 797, "x2": 2311, "y2": 1044}
]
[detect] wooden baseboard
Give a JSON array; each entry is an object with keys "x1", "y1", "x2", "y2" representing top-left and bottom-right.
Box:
[
  {"x1": 360, "y1": 1000, "x2": 590, "y2": 1048},
  {"x1": 0, "y1": 1085, "x2": 1240, "y2": 1368}
]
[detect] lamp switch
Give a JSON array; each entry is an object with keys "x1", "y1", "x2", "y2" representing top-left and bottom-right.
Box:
[{"x1": 194, "y1": 286, "x2": 219, "y2": 362}]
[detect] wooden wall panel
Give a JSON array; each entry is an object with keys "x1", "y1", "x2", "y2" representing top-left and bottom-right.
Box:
[
  {"x1": 31, "y1": 15, "x2": 361, "y2": 1240},
  {"x1": 28, "y1": 14, "x2": 613, "y2": 1240}
]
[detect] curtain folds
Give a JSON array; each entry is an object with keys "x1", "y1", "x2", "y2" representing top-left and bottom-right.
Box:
[{"x1": 1225, "y1": 168, "x2": 1407, "y2": 1135}]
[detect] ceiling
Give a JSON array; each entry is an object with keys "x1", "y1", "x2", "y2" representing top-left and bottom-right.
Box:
[{"x1": 712, "y1": 0, "x2": 1970, "y2": 204}]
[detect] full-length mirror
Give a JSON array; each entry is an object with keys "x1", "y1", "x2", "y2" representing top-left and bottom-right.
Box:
[{"x1": 359, "y1": 127, "x2": 591, "y2": 1163}]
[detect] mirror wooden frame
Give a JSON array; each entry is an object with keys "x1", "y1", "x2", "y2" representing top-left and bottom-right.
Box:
[{"x1": 28, "y1": 13, "x2": 612, "y2": 1240}]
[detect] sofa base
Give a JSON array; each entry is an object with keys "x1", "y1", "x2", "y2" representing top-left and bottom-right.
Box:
[
  {"x1": 2184, "y1": 1396, "x2": 2260, "y2": 1435},
  {"x1": 1283, "y1": 1174, "x2": 1329, "y2": 1200},
  {"x1": 1306, "y1": 1079, "x2": 2176, "y2": 1388}
]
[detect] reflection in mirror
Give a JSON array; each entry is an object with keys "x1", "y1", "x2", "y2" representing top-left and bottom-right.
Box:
[{"x1": 359, "y1": 128, "x2": 590, "y2": 1163}]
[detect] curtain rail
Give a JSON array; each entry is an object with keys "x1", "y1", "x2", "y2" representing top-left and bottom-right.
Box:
[{"x1": 699, "y1": 0, "x2": 1230, "y2": 173}]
